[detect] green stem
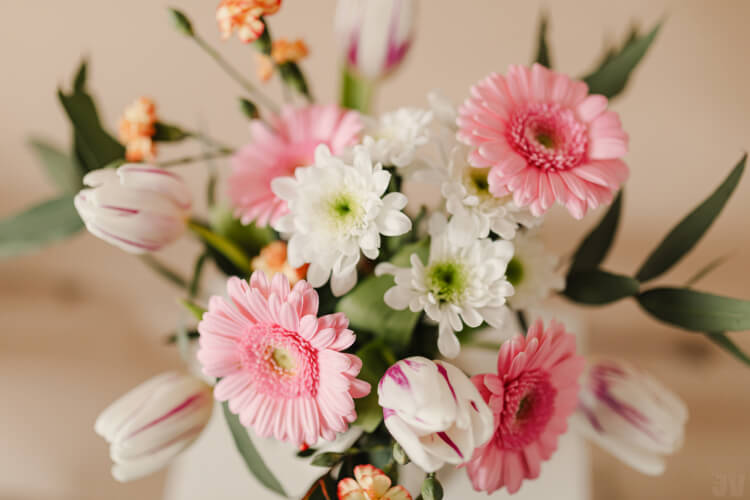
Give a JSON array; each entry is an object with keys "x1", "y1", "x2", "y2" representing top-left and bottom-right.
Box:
[
  {"x1": 140, "y1": 255, "x2": 188, "y2": 289},
  {"x1": 189, "y1": 252, "x2": 208, "y2": 299},
  {"x1": 193, "y1": 34, "x2": 280, "y2": 114},
  {"x1": 517, "y1": 310, "x2": 529, "y2": 333},
  {"x1": 156, "y1": 149, "x2": 233, "y2": 168},
  {"x1": 340, "y1": 66, "x2": 376, "y2": 113}
]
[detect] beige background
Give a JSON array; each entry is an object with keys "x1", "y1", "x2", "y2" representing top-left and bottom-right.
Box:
[{"x1": 1, "y1": 1, "x2": 749, "y2": 499}]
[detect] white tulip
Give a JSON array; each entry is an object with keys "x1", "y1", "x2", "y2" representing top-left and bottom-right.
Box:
[
  {"x1": 335, "y1": 0, "x2": 416, "y2": 79},
  {"x1": 95, "y1": 372, "x2": 213, "y2": 482},
  {"x1": 74, "y1": 164, "x2": 192, "y2": 253},
  {"x1": 571, "y1": 357, "x2": 688, "y2": 476},
  {"x1": 378, "y1": 357, "x2": 493, "y2": 472}
]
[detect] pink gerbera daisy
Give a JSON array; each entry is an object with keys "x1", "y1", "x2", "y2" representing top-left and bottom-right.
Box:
[
  {"x1": 458, "y1": 63, "x2": 629, "y2": 219},
  {"x1": 228, "y1": 105, "x2": 363, "y2": 226},
  {"x1": 466, "y1": 320, "x2": 585, "y2": 494},
  {"x1": 197, "y1": 271, "x2": 371, "y2": 445}
]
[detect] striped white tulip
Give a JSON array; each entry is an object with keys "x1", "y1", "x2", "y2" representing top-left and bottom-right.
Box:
[
  {"x1": 378, "y1": 356, "x2": 493, "y2": 472},
  {"x1": 335, "y1": 0, "x2": 416, "y2": 79},
  {"x1": 74, "y1": 164, "x2": 192, "y2": 253},
  {"x1": 95, "y1": 372, "x2": 213, "y2": 482},
  {"x1": 571, "y1": 357, "x2": 688, "y2": 476}
]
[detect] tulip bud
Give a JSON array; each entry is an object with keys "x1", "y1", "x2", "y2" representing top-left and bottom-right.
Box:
[
  {"x1": 334, "y1": 0, "x2": 416, "y2": 80},
  {"x1": 94, "y1": 372, "x2": 213, "y2": 482},
  {"x1": 571, "y1": 357, "x2": 689, "y2": 476},
  {"x1": 378, "y1": 357, "x2": 493, "y2": 473},
  {"x1": 74, "y1": 164, "x2": 192, "y2": 253}
]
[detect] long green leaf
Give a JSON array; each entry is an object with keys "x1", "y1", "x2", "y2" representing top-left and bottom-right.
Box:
[
  {"x1": 533, "y1": 12, "x2": 552, "y2": 68},
  {"x1": 638, "y1": 288, "x2": 750, "y2": 332},
  {"x1": 0, "y1": 196, "x2": 83, "y2": 258},
  {"x1": 188, "y1": 220, "x2": 251, "y2": 276},
  {"x1": 706, "y1": 332, "x2": 750, "y2": 366},
  {"x1": 563, "y1": 269, "x2": 640, "y2": 305},
  {"x1": 636, "y1": 155, "x2": 746, "y2": 281},
  {"x1": 570, "y1": 190, "x2": 623, "y2": 272},
  {"x1": 336, "y1": 239, "x2": 429, "y2": 353},
  {"x1": 222, "y1": 402, "x2": 287, "y2": 497},
  {"x1": 28, "y1": 138, "x2": 83, "y2": 193},
  {"x1": 583, "y1": 22, "x2": 662, "y2": 98},
  {"x1": 58, "y1": 61, "x2": 125, "y2": 172}
]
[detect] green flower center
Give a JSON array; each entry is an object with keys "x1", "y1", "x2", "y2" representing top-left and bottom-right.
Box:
[
  {"x1": 506, "y1": 257, "x2": 524, "y2": 287},
  {"x1": 427, "y1": 260, "x2": 468, "y2": 303},
  {"x1": 465, "y1": 167, "x2": 492, "y2": 197},
  {"x1": 325, "y1": 191, "x2": 363, "y2": 229},
  {"x1": 271, "y1": 347, "x2": 296, "y2": 373},
  {"x1": 535, "y1": 131, "x2": 557, "y2": 149}
]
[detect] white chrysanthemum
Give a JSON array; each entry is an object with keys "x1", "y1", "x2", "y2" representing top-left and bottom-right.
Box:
[
  {"x1": 506, "y1": 231, "x2": 565, "y2": 311},
  {"x1": 272, "y1": 144, "x2": 411, "y2": 296},
  {"x1": 376, "y1": 214, "x2": 514, "y2": 358},
  {"x1": 424, "y1": 92, "x2": 541, "y2": 243},
  {"x1": 361, "y1": 107, "x2": 433, "y2": 170}
]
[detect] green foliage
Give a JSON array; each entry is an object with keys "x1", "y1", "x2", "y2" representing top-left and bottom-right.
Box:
[
  {"x1": 28, "y1": 138, "x2": 83, "y2": 193},
  {"x1": 336, "y1": 239, "x2": 429, "y2": 354},
  {"x1": 179, "y1": 298, "x2": 206, "y2": 321},
  {"x1": 706, "y1": 333, "x2": 750, "y2": 367},
  {"x1": 637, "y1": 288, "x2": 750, "y2": 332},
  {"x1": 153, "y1": 122, "x2": 189, "y2": 142},
  {"x1": 569, "y1": 191, "x2": 622, "y2": 272},
  {"x1": 564, "y1": 269, "x2": 640, "y2": 305},
  {"x1": 352, "y1": 341, "x2": 395, "y2": 432},
  {"x1": 534, "y1": 12, "x2": 552, "y2": 68},
  {"x1": 636, "y1": 155, "x2": 746, "y2": 281},
  {"x1": 238, "y1": 98, "x2": 260, "y2": 120},
  {"x1": 310, "y1": 452, "x2": 344, "y2": 467},
  {"x1": 57, "y1": 60, "x2": 125, "y2": 172},
  {"x1": 168, "y1": 7, "x2": 194, "y2": 37},
  {"x1": 187, "y1": 220, "x2": 253, "y2": 277},
  {"x1": 583, "y1": 22, "x2": 662, "y2": 98},
  {"x1": 421, "y1": 474, "x2": 444, "y2": 500},
  {"x1": 222, "y1": 402, "x2": 287, "y2": 497},
  {"x1": 0, "y1": 196, "x2": 83, "y2": 258}
]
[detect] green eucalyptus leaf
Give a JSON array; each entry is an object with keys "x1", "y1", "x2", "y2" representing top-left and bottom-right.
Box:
[
  {"x1": 353, "y1": 341, "x2": 394, "y2": 432},
  {"x1": 28, "y1": 138, "x2": 83, "y2": 192},
  {"x1": 534, "y1": 12, "x2": 552, "y2": 68},
  {"x1": 570, "y1": 190, "x2": 623, "y2": 272},
  {"x1": 222, "y1": 402, "x2": 287, "y2": 497},
  {"x1": 336, "y1": 239, "x2": 429, "y2": 353},
  {"x1": 153, "y1": 122, "x2": 190, "y2": 142},
  {"x1": 582, "y1": 22, "x2": 662, "y2": 98},
  {"x1": 58, "y1": 61, "x2": 125, "y2": 172},
  {"x1": 563, "y1": 269, "x2": 640, "y2": 305},
  {"x1": 638, "y1": 288, "x2": 750, "y2": 332},
  {"x1": 706, "y1": 332, "x2": 750, "y2": 366},
  {"x1": 0, "y1": 195, "x2": 83, "y2": 258},
  {"x1": 636, "y1": 155, "x2": 746, "y2": 282}
]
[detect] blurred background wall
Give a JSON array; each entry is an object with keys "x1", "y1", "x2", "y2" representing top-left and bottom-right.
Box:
[{"x1": 1, "y1": 1, "x2": 749, "y2": 499}]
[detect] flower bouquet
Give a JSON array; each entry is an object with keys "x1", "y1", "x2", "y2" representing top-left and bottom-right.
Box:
[{"x1": 3, "y1": 1, "x2": 749, "y2": 498}]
